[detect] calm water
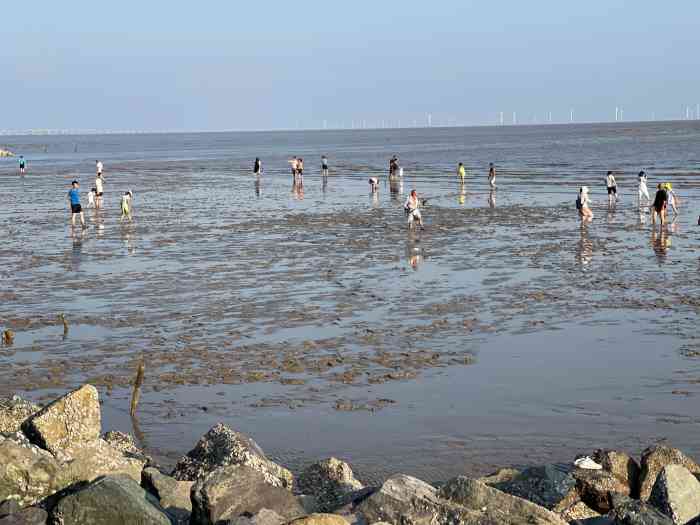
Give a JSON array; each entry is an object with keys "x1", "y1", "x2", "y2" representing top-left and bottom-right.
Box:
[{"x1": 1, "y1": 122, "x2": 699, "y2": 483}]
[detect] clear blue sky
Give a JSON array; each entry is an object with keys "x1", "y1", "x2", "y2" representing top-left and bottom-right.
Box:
[{"x1": 1, "y1": 0, "x2": 698, "y2": 131}]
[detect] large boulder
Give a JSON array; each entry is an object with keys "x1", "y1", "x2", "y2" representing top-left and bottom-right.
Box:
[
  {"x1": 60, "y1": 438, "x2": 145, "y2": 487},
  {"x1": 593, "y1": 450, "x2": 641, "y2": 498},
  {"x1": 611, "y1": 494, "x2": 674, "y2": 525},
  {"x1": 355, "y1": 474, "x2": 465, "y2": 525},
  {"x1": 224, "y1": 508, "x2": 285, "y2": 525},
  {"x1": 141, "y1": 467, "x2": 193, "y2": 525},
  {"x1": 103, "y1": 430, "x2": 152, "y2": 465},
  {"x1": 0, "y1": 507, "x2": 48, "y2": 525},
  {"x1": 297, "y1": 458, "x2": 364, "y2": 512},
  {"x1": 574, "y1": 468, "x2": 632, "y2": 513},
  {"x1": 286, "y1": 514, "x2": 350, "y2": 525},
  {"x1": 639, "y1": 446, "x2": 700, "y2": 502},
  {"x1": 493, "y1": 463, "x2": 578, "y2": 510},
  {"x1": 0, "y1": 396, "x2": 40, "y2": 434},
  {"x1": 0, "y1": 433, "x2": 144, "y2": 507},
  {"x1": 558, "y1": 500, "x2": 602, "y2": 523},
  {"x1": 172, "y1": 424, "x2": 293, "y2": 489},
  {"x1": 437, "y1": 476, "x2": 568, "y2": 525},
  {"x1": 49, "y1": 475, "x2": 171, "y2": 525},
  {"x1": 190, "y1": 464, "x2": 305, "y2": 525},
  {"x1": 0, "y1": 434, "x2": 66, "y2": 507},
  {"x1": 648, "y1": 465, "x2": 700, "y2": 525},
  {"x1": 21, "y1": 385, "x2": 101, "y2": 456}
]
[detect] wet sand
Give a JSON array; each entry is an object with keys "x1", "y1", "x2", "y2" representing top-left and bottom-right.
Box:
[{"x1": 1, "y1": 123, "x2": 700, "y2": 484}]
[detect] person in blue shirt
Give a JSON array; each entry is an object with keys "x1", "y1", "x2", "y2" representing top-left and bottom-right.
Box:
[
  {"x1": 67, "y1": 180, "x2": 86, "y2": 228},
  {"x1": 19, "y1": 156, "x2": 26, "y2": 176}
]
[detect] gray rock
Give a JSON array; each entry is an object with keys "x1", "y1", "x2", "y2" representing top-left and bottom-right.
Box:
[
  {"x1": 493, "y1": 463, "x2": 578, "y2": 510},
  {"x1": 437, "y1": 476, "x2": 568, "y2": 524},
  {"x1": 354, "y1": 474, "x2": 463, "y2": 525},
  {"x1": 559, "y1": 501, "x2": 601, "y2": 522},
  {"x1": 0, "y1": 397, "x2": 40, "y2": 434},
  {"x1": 103, "y1": 430, "x2": 153, "y2": 465},
  {"x1": 50, "y1": 475, "x2": 171, "y2": 525},
  {"x1": 574, "y1": 468, "x2": 631, "y2": 513},
  {"x1": 0, "y1": 507, "x2": 47, "y2": 525},
  {"x1": 0, "y1": 435, "x2": 65, "y2": 506},
  {"x1": 172, "y1": 423, "x2": 293, "y2": 489},
  {"x1": 297, "y1": 458, "x2": 364, "y2": 512},
  {"x1": 593, "y1": 450, "x2": 641, "y2": 498},
  {"x1": 287, "y1": 514, "x2": 351, "y2": 525},
  {"x1": 141, "y1": 467, "x2": 193, "y2": 525},
  {"x1": 21, "y1": 385, "x2": 101, "y2": 456},
  {"x1": 477, "y1": 467, "x2": 521, "y2": 485},
  {"x1": 224, "y1": 508, "x2": 285, "y2": 525},
  {"x1": 639, "y1": 446, "x2": 700, "y2": 502},
  {"x1": 59, "y1": 438, "x2": 146, "y2": 484},
  {"x1": 611, "y1": 494, "x2": 674, "y2": 525},
  {"x1": 190, "y1": 464, "x2": 305, "y2": 525},
  {"x1": 0, "y1": 499, "x2": 20, "y2": 517},
  {"x1": 648, "y1": 464, "x2": 700, "y2": 525}
]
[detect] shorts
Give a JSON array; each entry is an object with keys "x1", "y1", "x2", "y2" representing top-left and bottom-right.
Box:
[
  {"x1": 607, "y1": 187, "x2": 617, "y2": 195},
  {"x1": 71, "y1": 203, "x2": 82, "y2": 214},
  {"x1": 97, "y1": 192, "x2": 104, "y2": 197},
  {"x1": 654, "y1": 203, "x2": 666, "y2": 213},
  {"x1": 322, "y1": 165, "x2": 328, "y2": 171}
]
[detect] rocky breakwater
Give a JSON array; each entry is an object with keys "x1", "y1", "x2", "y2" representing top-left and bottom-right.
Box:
[{"x1": 0, "y1": 385, "x2": 699, "y2": 525}]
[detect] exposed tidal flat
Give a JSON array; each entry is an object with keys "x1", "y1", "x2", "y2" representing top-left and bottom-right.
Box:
[{"x1": 1, "y1": 122, "x2": 700, "y2": 486}]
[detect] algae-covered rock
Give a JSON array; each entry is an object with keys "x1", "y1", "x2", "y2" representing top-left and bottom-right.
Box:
[
  {"x1": 172, "y1": 423, "x2": 293, "y2": 489},
  {"x1": 21, "y1": 385, "x2": 101, "y2": 456},
  {"x1": 297, "y1": 458, "x2": 364, "y2": 512}
]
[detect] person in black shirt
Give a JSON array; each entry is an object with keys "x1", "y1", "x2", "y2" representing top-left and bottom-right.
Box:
[{"x1": 651, "y1": 183, "x2": 668, "y2": 226}]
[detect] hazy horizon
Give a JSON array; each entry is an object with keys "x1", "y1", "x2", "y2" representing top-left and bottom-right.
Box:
[{"x1": 2, "y1": 1, "x2": 699, "y2": 132}]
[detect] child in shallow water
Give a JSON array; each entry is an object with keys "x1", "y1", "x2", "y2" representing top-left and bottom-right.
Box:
[{"x1": 120, "y1": 191, "x2": 133, "y2": 222}]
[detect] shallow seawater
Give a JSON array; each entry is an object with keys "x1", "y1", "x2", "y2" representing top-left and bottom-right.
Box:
[{"x1": 1, "y1": 122, "x2": 700, "y2": 483}]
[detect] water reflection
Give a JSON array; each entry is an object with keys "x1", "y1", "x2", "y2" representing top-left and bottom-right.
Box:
[
  {"x1": 322, "y1": 175, "x2": 328, "y2": 195},
  {"x1": 70, "y1": 228, "x2": 87, "y2": 271},
  {"x1": 254, "y1": 176, "x2": 261, "y2": 198},
  {"x1": 576, "y1": 223, "x2": 593, "y2": 267},
  {"x1": 389, "y1": 176, "x2": 402, "y2": 202},
  {"x1": 405, "y1": 237, "x2": 425, "y2": 271},
  {"x1": 121, "y1": 225, "x2": 136, "y2": 256},
  {"x1": 292, "y1": 181, "x2": 304, "y2": 200},
  {"x1": 458, "y1": 183, "x2": 466, "y2": 205},
  {"x1": 488, "y1": 189, "x2": 496, "y2": 208},
  {"x1": 651, "y1": 228, "x2": 670, "y2": 265}
]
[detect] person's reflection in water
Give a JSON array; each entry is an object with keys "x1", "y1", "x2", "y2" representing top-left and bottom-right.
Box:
[
  {"x1": 121, "y1": 224, "x2": 136, "y2": 256},
  {"x1": 458, "y1": 182, "x2": 466, "y2": 205},
  {"x1": 488, "y1": 189, "x2": 496, "y2": 208},
  {"x1": 576, "y1": 223, "x2": 593, "y2": 267},
  {"x1": 254, "y1": 177, "x2": 261, "y2": 198},
  {"x1": 70, "y1": 228, "x2": 86, "y2": 271},
  {"x1": 638, "y1": 210, "x2": 647, "y2": 226},
  {"x1": 292, "y1": 181, "x2": 304, "y2": 200},
  {"x1": 322, "y1": 174, "x2": 328, "y2": 195},
  {"x1": 389, "y1": 177, "x2": 401, "y2": 202},
  {"x1": 405, "y1": 238, "x2": 424, "y2": 271},
  {"x1": 651, "y1": 228, "x2": 670, "y2": 265}
]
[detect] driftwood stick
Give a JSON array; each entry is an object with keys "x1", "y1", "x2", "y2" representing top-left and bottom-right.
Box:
[{"x1": 129, "y1": 359, "x2": 145, "y2": 417}]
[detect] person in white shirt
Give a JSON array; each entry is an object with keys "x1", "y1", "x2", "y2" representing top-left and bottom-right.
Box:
[
  {"x1": 87, "y1": 188, "x2": 97, "y2": 208},
  {"x1": 368, "y1": 177, "x2": 379, "y2": 193},
  {"x1": 577, "y1": 186, "x2": 593, "y2": 220},
  {"x1": 638, "y1": 171, "x2": 650, "y2": 205},
  {"x1": 96, "y1": 160, "x2": 104, "y2": 176},
  {"x1": 605, "y1": 171, "x2": 618, "y2": 206},
  {"x1": 404, "y1": 189, "x2": 423, "y2": 229},
  {"x1": 95, "y1": 174, "x2": 105, "y2": 209},
  {"x1": 120, "y1": 191, "x2": 133, "y2": 222},
  {"x1": 488, "y1": 163, "x2": 496, "y2": 189}
]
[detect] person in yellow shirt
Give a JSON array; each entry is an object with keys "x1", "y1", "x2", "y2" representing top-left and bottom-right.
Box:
[{"x1": 457, "y1": 162, "x2": 466, "y2": 182}]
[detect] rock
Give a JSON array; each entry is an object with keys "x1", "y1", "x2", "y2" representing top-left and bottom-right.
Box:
[
  {"x1": 0, "y1": 435, "x2": 65, "y2": 506},
  {"x1": 50, "y1": 475, "x2": 171, "y2": 525},
  {"x1": 172, "y1": 423, "x2": 293, "y2": 489},
  {"x1": 355, "y1": 473, "x2": 464, "y2": 525},
  {"x1": 639, "y1": 446, "x2": 700, "y2": 502},
  {"x1": 559, "y1": 501, "x2": 601, "y2": 522},
  {"x1": 437, "y1": 476, "x2": 568, "y2": 524},
  {"x1": 574, "y1": 468, "x2": 631, "y2": 513},
  {"x1": 297, "y1": 458, "x2": 364, "y2": 512},
  {"x1": 0, "y1": 499, "x2": 21, "y2": 517},
  {"x1": 190, "y1": 464, "x2": 305, "y2": 525},
  {"x1": 141, "y1": 467, "x2": 193, "y2": 525},
  {"x1": 0, "y1": 507, "x2": 48, "y2": 525},
  {"x1": 478, "y1": 467, "x2": 521, "y2": 485},
  {"x1": 593, "y1": 450, "x2": 641, "y2": 498},
  {"x1": 493, "y1": 463, "x2": 578, "y2": 510},
  {"x1": 286, "y1": 514, "x2": 350, "y2": 525},
  {"x1": 21, "y1": 385, "x2": 100, "y2": 456},
  {"x1": 648, "y1": 465, "x2": 700, "y2": 525},
  {"x1": 60, "y1": 439, "x2": 145, "y2": 484},
  {"x1": 0, "y1": 397, "x2": 40, "y2": 434},
  {"x1": 611, "y1": 494, "x2": 674, "y2": 525},
  {"x1": 224, "y1": 508, "x2": 285, "y2": 525}
]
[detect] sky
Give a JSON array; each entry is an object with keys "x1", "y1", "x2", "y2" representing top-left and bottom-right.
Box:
[{"x1": 1, "y1": 0, "x2": 699, "y2": 131}]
